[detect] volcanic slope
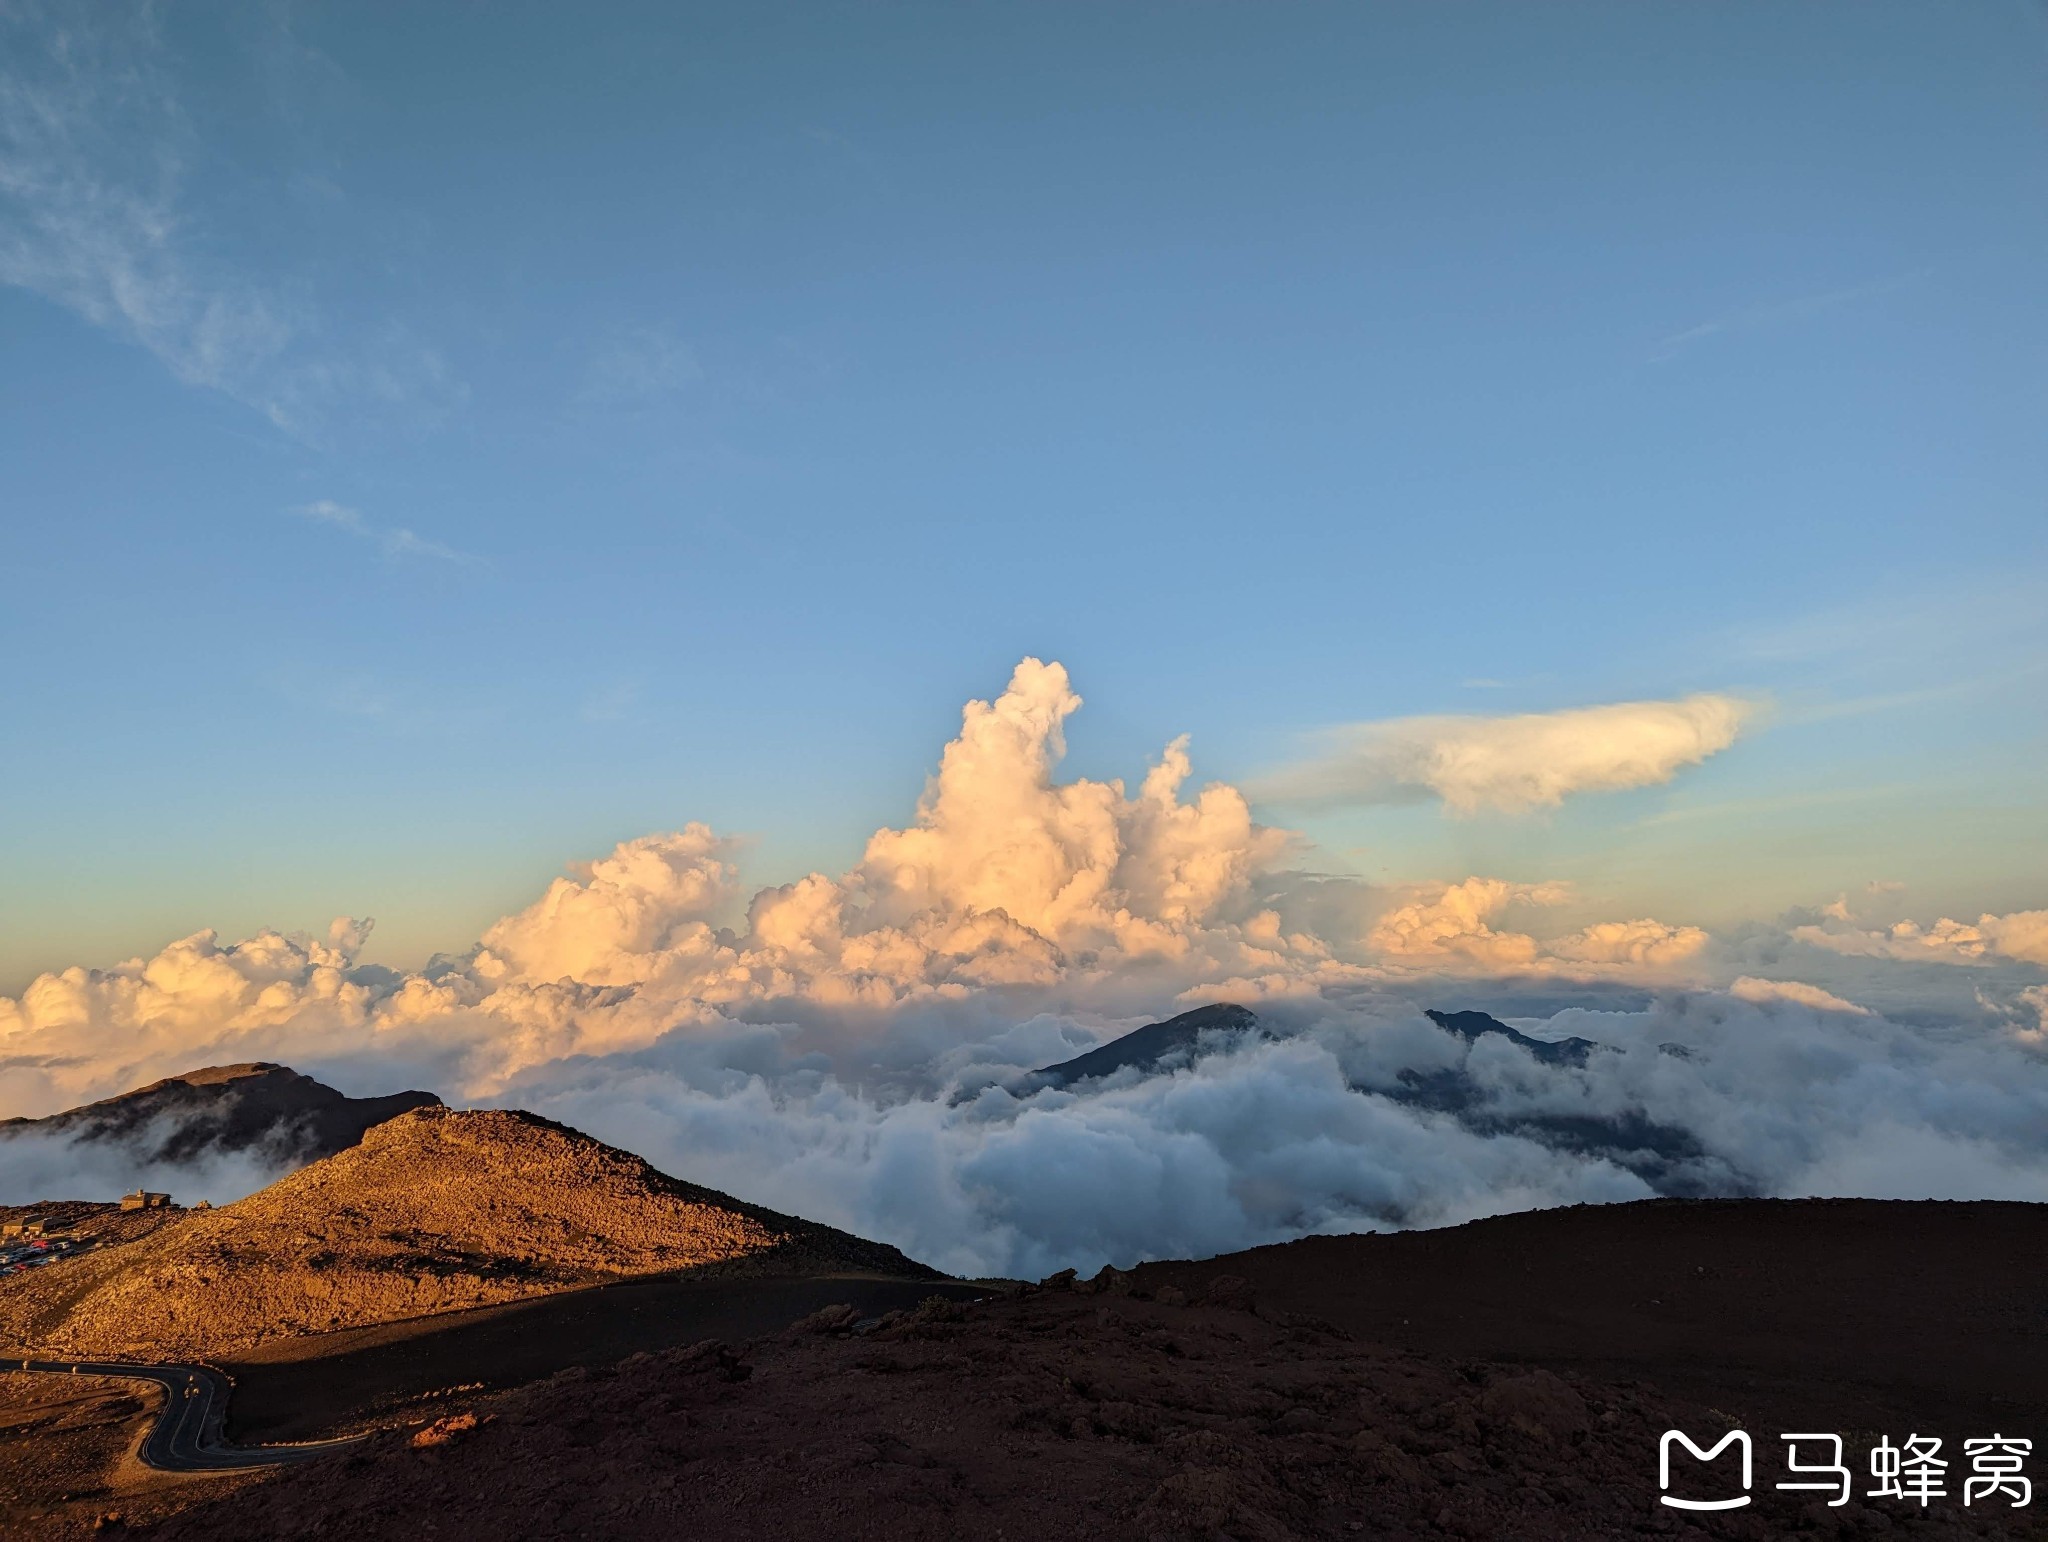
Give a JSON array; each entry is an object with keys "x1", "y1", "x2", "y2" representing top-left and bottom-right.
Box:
[
  {"x1": 0, "y1": 1062, "x2": 441, "y2": 1166},
  {"x1": 136, "y1": 1217, "x2": 2048, "y2": 1542},
  {"x1": 1030, "y1": 1002, "x2": 1263, "y2": 1088},
  {"x1": 0, "y1": 1106, "x2": 932, "y2": 1360}
]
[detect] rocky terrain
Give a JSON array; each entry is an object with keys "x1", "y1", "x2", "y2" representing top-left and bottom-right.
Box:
[
  {"x1": 1, "y1": 1063, "x2": 442, "y2": 1169},
  {"x1": 1127, "y1": 1197, "x2": 2048, "y2": 1437},
  {"x1": 6, "y1": 1195, "x2": 2042, "y2": 1539},
  {"x1": 0, "y1": 1200, "x2": 181, "y2": 1256},
  {"x1": 128, "y1": 1254, "x2": 2041, "y2": 1542},
  {"x1": 0, "y1": 1106, "x2": 931, "y2": 1360}
]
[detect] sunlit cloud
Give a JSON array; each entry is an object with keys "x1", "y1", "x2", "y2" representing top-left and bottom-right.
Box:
[
  {"x1": 2, "y1": 659, "x2": 2043, "y2": 1273},
  {"x1": 1793, "y1": 908, "x2": 2048, "y2": 968},
  {"x1": 1253, "y1": 694, "x2": 1755, "y2": 815},
  {"x1": 0, "y1": 659, "x2": 1737, "y2": 1119},
  {"x1": 1363, "y1": 878, "x2": 1708, "y2": 977},
  {"x1": 1365, "y1": 878, "x2": 1564, "y2": 971},
  {"x1": 1728, "y1": 976, "x2": 1870, "y2": 1015}
]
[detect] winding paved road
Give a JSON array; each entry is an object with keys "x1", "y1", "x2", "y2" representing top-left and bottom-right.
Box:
[{"x1": 6, "y1": 1359, "x2": 361, "y2": 1471}]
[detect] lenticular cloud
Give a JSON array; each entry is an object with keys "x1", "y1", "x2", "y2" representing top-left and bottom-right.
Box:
[
  {"x1": 1253, "y1": 694, "x2": 1754, "y2": 814},
  {"x1": 2, "y1": 659, "x2": 2044, "y2": 1275}
]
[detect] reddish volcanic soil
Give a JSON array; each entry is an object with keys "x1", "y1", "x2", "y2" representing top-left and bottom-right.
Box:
[
  {"x1": 1129, "y1": 1197, "x2": 2048, "y2": 1437},
  {"x1": 118, "y1": 1198, "x2": 2048, "y2": 1542},
  {"x1": 129, "y1": 1283, "x2": 2032, "y2": 1542}
]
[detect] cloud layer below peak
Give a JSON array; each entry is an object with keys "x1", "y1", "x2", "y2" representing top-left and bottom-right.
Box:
[{"x1": 1, "y1": 660, "x2": 2040, "y2": 1278}]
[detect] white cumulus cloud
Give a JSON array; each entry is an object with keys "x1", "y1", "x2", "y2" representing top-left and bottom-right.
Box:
[
  {"x1": 1549, "y1": 918, "x2": 1712, "y2": 969},
  {"x1": 1792, "y1": 909, "x2": 2048, "y2": 968},
  {"x1": 0, "y1": 660, "x2": 1738, "y2": 1119},
  {"x1": 1364, "y1": 880, "x2": 1707, "y2": 978}
]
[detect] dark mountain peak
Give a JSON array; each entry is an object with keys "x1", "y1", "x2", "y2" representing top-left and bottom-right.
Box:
[
  {"x1": 0, "y1": 1064, "x2": 444, "y2": 1169},
  {"x1": 1398, "y1": 1012, "x2": 1708, "y2": 1186},
  {"x1": 1423, "y1": 1009, "x2": 1600, "y2": 1069},
  {"x1": 111, "y1": 1063, "x2": 299, "y2": 1101},
  {"x1": 1154, "y1": 1003, "x2": 1259, "y2": 1036},
  {"x1": 157, "y1": 1062, "x2": 285, "y2": 1086},
  {"x1": 1033, "y1": 1003, "x2": 1263, "y2": 1089}
]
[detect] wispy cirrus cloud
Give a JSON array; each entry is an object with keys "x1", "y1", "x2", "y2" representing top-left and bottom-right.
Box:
[
  {"x1": 575, "y1": 325, "x2": 702, "y2": 410},
  {"x1": 1650, "y1": 269, "x2": 1927, "y2": 362},
  {"x1": 295, "y1": 501, "x2": 480, "y2": 567},
  {"x1": 0, "y1": 3, "x2": 461, "y2": 441},
  {"x1": 1252, "y1": 694, "x2": 1756, "y2": 816}
]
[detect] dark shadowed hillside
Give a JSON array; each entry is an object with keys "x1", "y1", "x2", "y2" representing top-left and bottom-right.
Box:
[
  {"x1": 124, "y1": 1198, "x2": 2048, "y2": 1542},
  {"x1": 1031, "y1": 1003, "x2": 1263, "y2": 1087},
  {"x1": 1129, "y1": 1196, "x2": 2048, "y2": 1435},
  {"x1": 0, "y1": 1064, "x2": 442, "y2": 1166}
]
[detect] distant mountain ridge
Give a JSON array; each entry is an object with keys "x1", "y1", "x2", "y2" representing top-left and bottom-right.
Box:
[
  {"x1": 1032, "y1": 1003, "x2": 1592, "y2": 1091},
  {"x1": 0, "y1": 1063, "x2": 443, "y2": 1165},
  {"x1": 1033, "y1": 1002, "x2": 1719, "y2": 1198},
  {"x1": 1420, "y1": 1009, "x2": 1600, "y2": 1067}
]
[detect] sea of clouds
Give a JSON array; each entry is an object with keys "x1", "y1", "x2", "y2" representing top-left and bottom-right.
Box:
[{"x1": 4, "y1": 660, "x2": 2044, "y2": 1276}]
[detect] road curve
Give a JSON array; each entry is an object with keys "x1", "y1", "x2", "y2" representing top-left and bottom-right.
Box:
[{"x1": 6, "y1": 1359, "x2": 362, "y2": 1471}]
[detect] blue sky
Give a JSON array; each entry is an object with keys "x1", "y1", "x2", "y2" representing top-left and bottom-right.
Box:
[{"x1": 3, "y1": 1, "x2": 2045, "y2": 991}]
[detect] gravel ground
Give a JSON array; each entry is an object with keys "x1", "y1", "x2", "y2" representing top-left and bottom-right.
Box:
[{"x1": 127, "y1": 1278, "x2": 2041, "y2": 1541}]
